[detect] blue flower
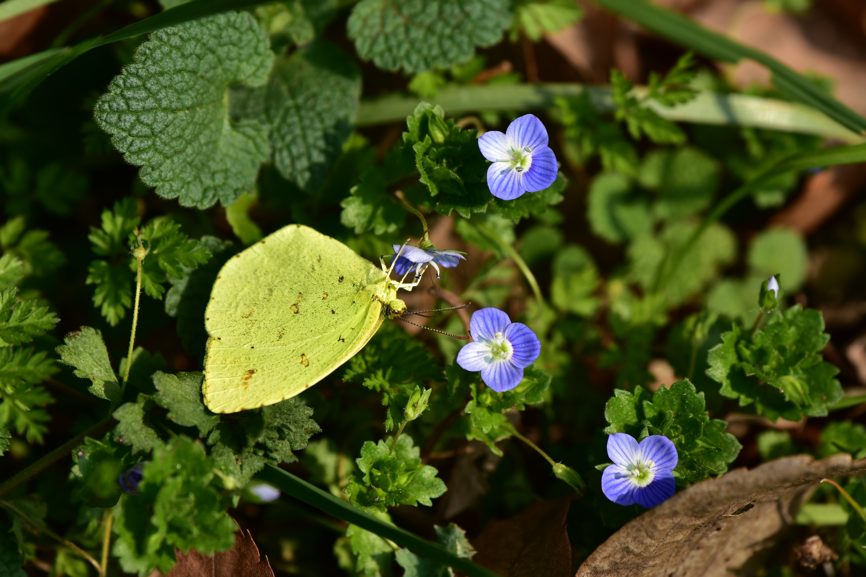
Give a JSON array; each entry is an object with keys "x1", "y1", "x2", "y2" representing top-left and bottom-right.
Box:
[
  {"x1": 391, "y1": 244, "x2": 465, "y2": 279},
  {"x1": 118, "y1": 463, "x2": 144, "y2": 495},
  {"x1": 601, "y1": 433, "x2": 677, "y2": 509},
  {"x1": 478, "y1": 114, "x2": 558, "y2": 200},
  {"x1": 456, "y1": 308, "x2": 541, "y2": 392}
]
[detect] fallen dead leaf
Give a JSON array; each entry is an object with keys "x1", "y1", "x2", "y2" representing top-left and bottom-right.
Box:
[
  {"x1": 473, "y1": 498, "x2": 572, "y2": 577},
  {"x1": 166, "y1": 529, "x2": 275, "y2": 577},
  {"x1": 576, "y1": 454, "x2": 866, "y2": 577}
]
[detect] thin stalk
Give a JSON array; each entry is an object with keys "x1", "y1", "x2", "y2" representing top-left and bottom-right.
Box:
[
  {"x1": 0, "y1": 415, "x2": 114, "y2": 498},
  {"x1": 99, "y1": 510, "x2": 113, "y2": 577},
  {"x1": 124, "y1": 237, "x2": 147, "y2": 385},
  {"x1": 0, "y1": 500, "x2": 101, "y2": 574},
  {"x1": 258, "y1": 465, "x2": 502, "y2": 577},
  {"x1": 394, "y1": 190, "x2": 429, "y2": 241},
  {"x1": 475, "y1": 224, "x2": 544, "y2": 306},
  {"x1": 510, "y1": 428, "x2": 556, "y2": 468},
  {"x1": 820, "y1": 478, "x2": 866, "y2": 524},
  {"x1": 829, "y1": 394, "x2": 866, "y2": 411}
]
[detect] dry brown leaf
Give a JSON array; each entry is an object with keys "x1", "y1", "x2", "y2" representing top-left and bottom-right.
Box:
[
  {"x1": 472, "y1": 498, "x2": 572, "y2": 577},
  {"x1": 167, "y1": 529, "x2": 274, "y2": 577},
  {"x1": 576, "y1": 454, "x2": 866, "y2": 577}
]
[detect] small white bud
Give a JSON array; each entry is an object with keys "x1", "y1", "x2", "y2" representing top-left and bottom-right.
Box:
[{"x1": 767, "y1": 275, "x2": 780, "y2": 298}]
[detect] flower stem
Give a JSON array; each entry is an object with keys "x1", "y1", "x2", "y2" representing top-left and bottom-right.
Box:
[
  {"x1": 99, "y1": 509, "x2": 113, "y2": 577},
  {"x1": 510, "y1": 428, "x2": 556, "y2": 468},
  {"x1": 820, "y1": 478, "x2": 866, "y2": 524},
  {"x1": 475, "y1": 224, "x2": 544, "y2": 306},
  {"x1": 394, "y1": 190, "x2": 429, "y2": 242},
  {"x1": 124, "y1": 233, "x2": 147, "y2": 385}
]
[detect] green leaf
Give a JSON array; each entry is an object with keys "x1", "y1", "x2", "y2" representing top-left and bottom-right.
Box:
[
  {"x1": 756, "y1": 430, "x2": 796, "y2": 461},
  {"x1": 0, "y1": 218, "x2": 65, "y2": 277},
  {"x1": 0, "y1": 347, "x2": 56, "y2": 388},
  {"x1": 138, "y1": 217, "x2": 213, "y2": 300},
  {"x1": 0, "y1": 254, "x2": 26, "y2": 291},
  {"x1": 611, "y1": 70, "x2": 686, "y2": 145},
  {"x1": 266, "y1": 41, "x2": 361, "y2": 191},
  {"x1": 113, "y1": 436, "x2": 235, "y2": 575},
  {"x1": 492, "y1": 173, "x2": 566, "y2": 223},
  {"x1": 747, "y1": 228, "x2": 808, "y2": 290},
  {"x1": 396, "y1": 523, "x2": 475, "y2": 577},
  {"x1": 344, "y1": 520, "x2": 394, "y2": 577},
  {"x1": 587, "y1": 172, "x2": 651, "y2": 244},
  {"x1": 88, "y1": 199, "x2": 140, "y2": 257},
  {"x1": 225, "y1": 191, "x2": 263, "y2": 245},
  {"x1": 0, "y1": 520, "x2": 25, "y2": 577},
  {"x1": 0, "y1": 289, "x2": 58, "y2": 347},
  {"x1": 638, "y1": 147, "x2": 720, "y2": 220},
  {"x1": 152, "y1": 371, "x2": 218, "y2": 437},
  {"x1": 346, "y1": 434, "x2": 447, "y2": 509},
  {"x1": 343, "y1": 324, "x2": 440, "y2": 394},
  {"x1": 86, "y1": 260, "x2": 132, "y2": 326},
  {"x1": 819, "y1": 422, "x2": 866, "y2": 459},
  {"x1": 340, "y1": 165, "x2": 407, "y2": 235},
  {"x1": 550, "y1": 245, "x2": 600, "y2": 316},
  {"x1": 113, "y1": 401, "x2": 163, "y2": 454},
  {"x1": 0, "y1": 378, "x2": 53, "y2": 443},
  {"x1": 512, "y1": 0, "x2": 582, "y2": 41},
  {"x1": 348, "y1": 0, "x2": 511, "y2": 74},
  {"x1": 604, "y1": 380, "x2": 741, "y2": 484},
  {"x1": 707, "y1": 305, "x2": 843, "y2": 420},
  {"x1": 95, "y1": 12, "x2": 273, "y2": 209},
  {"x1": 56, "y1": 327, "x2": 119, "y2": 401}
]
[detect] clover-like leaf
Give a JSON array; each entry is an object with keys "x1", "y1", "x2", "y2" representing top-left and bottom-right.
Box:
[
  {"x1": 348, "y1": 0, "x2": 511, "y2": 74},
  {"x1": 56, "y1": 327, "x2": 119, "y2": 401},
  {"x1": 95, "y1": 12, "x2": 273, "y2": 209}
]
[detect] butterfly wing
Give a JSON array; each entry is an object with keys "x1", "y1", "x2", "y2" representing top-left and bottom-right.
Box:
[{"x1": 203, "y1": 224, "x2": 393, "y2": 413}]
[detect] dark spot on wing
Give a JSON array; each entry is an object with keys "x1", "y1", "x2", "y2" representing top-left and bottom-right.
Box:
[
  {"x1": 276, "y1": 327, "x2": 285, "y2": 340},
  {"x1": 337, "y1": 336, "x2": 345, "y2": 343},
  {"x1": 290, "y1": 292, "x2": 303, "y2": 314},
  {"x1": 300, "y1": 353, "x2": 309, "y2": 367},
  {"x1": 242, "y1": 368, "x2": 256, "y2": 389},
  {"x1": 291, "y1": 303, "x2": 300, "y2": 314},
  {"x1": 241, "y1": 308, "x2": 254, "y2": 319},
  {"x1": 338, "y1": 275, "x2": 344, "y2": 283},
  {"x1": 317, "y1": 255, "x2": 322, "y2": 263},
  {"x1": 322, "y1": 292, "x2": 328, "y2": 300},
  {"x1": 331, "y1": 309, "x2": 335, "y2": 315}
]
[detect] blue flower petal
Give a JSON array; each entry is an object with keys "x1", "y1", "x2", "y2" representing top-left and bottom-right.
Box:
[
  {"x1": 607, "y1": 433, "x2": 640, "y2": 467},
  {"x1": 456, "y1": 341, "x2": 491, "y2": 372},
  {"x1": 470, "y1": 308, "x2": 511, "y2": 341},
  {"x1": 601, "y1": 464, "x2": 636, "y2": 506},
  {"x1": 506, "y1": 114, "x2": 548, "y2": 152},
  {"x1": 433, "y1": 250, "x2": 465, "y2": 268},
  {"x1": 392, "y1": 245, "x2": 435, "y2": 265},
  {"x1": 639, "y1": 435, "x2": 678, "y2": 472},
  {"x1": 481, "y1": 360, "x2": 523, "y2": 392},
  {"x1": 391, "y1": 256, "x2": 414, "y2": 276},
  {"x1": 478, "y1": 130, "x2": 512, "y2": 162},
  {"x1": 632, "y1": 472, "x2": 675, "y2": 509},
  {"x1": 504, "y1": 322, "x2": 540, "y2": 368},
  {"x1": 523, "y1": 146, "x2": 558, "y2": 193},
  {"x1": 487, "y1": 162, "x2": 526, "y2": 200}
]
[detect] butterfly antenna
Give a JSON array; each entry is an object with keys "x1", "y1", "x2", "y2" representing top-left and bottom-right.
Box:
[
  {"x1": 406, "y1": 302, "x2": 472, "y2": 316},
  {"x1": 397, "y1": 317, "x2": 470, "y2": 340}
]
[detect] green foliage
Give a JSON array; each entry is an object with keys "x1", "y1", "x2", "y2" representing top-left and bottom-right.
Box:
[
  {"x1": 550, "y1": 245, "x2": 600, "y2": 316},
  {"x1": 604, "y1": 380, "x2": 741, "y2": 484},
  {"x1": 56, "y1": 327, "x2": 120, "y2": 401},
  {"x1": 265, "y1": 41, "x2": 361, "y2": 191},
  {"x1": 748, "y1": 228, "x2": 808, "y2": 289},
  {"x1": 763, "y1": 0, "x2": 811, "y2": 13},
  {"x1": 112, "y1": 436, "x2": 236, "y2": 575},
  {"x1": 343, "y1": 520, "x2": 394, "y2": 577},
  {"x1": 558, "y1": 93, "x2": 638, "y2": 175},
  {"x1": 113, "y1": 402, "x2": 163, "y2": 454},
  {"x1": 346, "y1": 434, "x2": 447, "y2": 509},
  {"x1": 152, "y1": 372, "x2": 218, "y2": 436},
  {"x1": 0, "y1": 217, "x2": 64, "y2": 277},
  {"x1": 71, "y1": 437, "x2": 127, "y2": 508},
  {"x1": 395, "y1": 524, "x2": 475, "y2": 577},
  {"x1": 137, "y1": 217, "x2": 212, "y2": 300},
  {"x1": 756, "y1": 430, "x2": 796, "y2": 461},
  {"x1": 0, "y1": 427, "x2": 9, "y2": 456},
  {"x1": 348, "y1": 0, "x2": 512, "y2": 74},
  {"x1": 707, "y1": 305, "x2": 843, "y2": 420},
  {"x1": 819, "y1": 422, "x2": 866, "y2": 459},
  {"x1": 512, "y1": 0, "x2": 582, "y2": 41},
  {"x1": 587, "y1": 172, "x2": 651, "y2": 244},
  {"x1": 95, "y1": 12, "x2": 273, "y2": 208},
  {"x1": 403, "y1": 102, "x2": 490, "y2": 218},
  {"x1": 0, "y1": 289, "x2": 57, "y2": 347},
  {"x1": 638, "y1": 147, "x2": 719, "y2": 220}
]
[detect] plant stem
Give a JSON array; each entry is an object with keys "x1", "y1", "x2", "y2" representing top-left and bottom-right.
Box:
[
  {"x1": 394, "y1": 190, "x2": 429, "y2": 241},
  {"x1": 820, "y1": 478, "x2": 866, "y2": 524},
  {"x1": 510, "y1": 428, "x2": 556, "y2": 467},
  {"x1": 124, "y1": 235, "x2": 147, "y2": 385},
  {"x1": 258, "y1": 465, "x2": 502, "y2": 577},
  {"x1": 475, "y1": 224, "x2": 544, "y2": 306},
  {"x1": 0, "y1": 415, "x2": 114, "y2": 498},
  {"x1": 99, "y1": 510, "x2": 113, "y2": 577},
  {"x1": 829, "y1": 393, "x2": 866, "y2": 411}
]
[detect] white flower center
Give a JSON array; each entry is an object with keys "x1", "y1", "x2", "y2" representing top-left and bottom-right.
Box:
[
  {"x1": 624, "y1": 458, "x2": 656, "y2": 487},
  {"x1": 486, "y1": 331, "x2": 513, "y2": 362},
  {"x1": 509, "y1": 147, "x2": 533, "y2": 174}
]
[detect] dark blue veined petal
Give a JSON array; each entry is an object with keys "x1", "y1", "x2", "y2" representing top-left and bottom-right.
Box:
[
  {"x1": 487, "y1": 162, "x2": 526, "y2": 200},
  {"x1": 469, "y1": 308, "x2": 511, "y2": 341},
  {"x1": 639, "y1": 435, "x2": 678, "y2": 473},
  {"x1": 456, "y1": 341, "x2": 492, "y2": 372},
  {"x1": 432, "y1": 250, "x2": 465, "y2": 268},
  {"x1": 607, "y1": 433, "x2": 640, "y2": 467},
  {"x1": 506, "y1": 114, "x2": 548, "y2": 152},
  {"x1": 478, "y1": 130, "x2": 512, "y2": 162},
  {"x1": 601, "y1": 464, "x2": 637, "y2": 506},
  {"x1": 522, "y1": 146, "x2": 558, "y2": 192},
  {"x1": 504, "y1": 322, "x2": 540, "y2": 368},
  {"x1": 480, "y1": 359, "x2": 523, "y2": 392},
  {"x1": 118, "y1": 463, "x2": 144, "y2": 494},
  {"x1": 632, "y1": 472, "x2": 675, "y2": 509},
  {"x1": 392, "y1": 244, "x2": 435, "y2": 265}
]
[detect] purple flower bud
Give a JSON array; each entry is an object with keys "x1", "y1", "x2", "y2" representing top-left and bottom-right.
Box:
[{"x1": 118, "y1": 463, "x2": 144, "y2": 495}]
